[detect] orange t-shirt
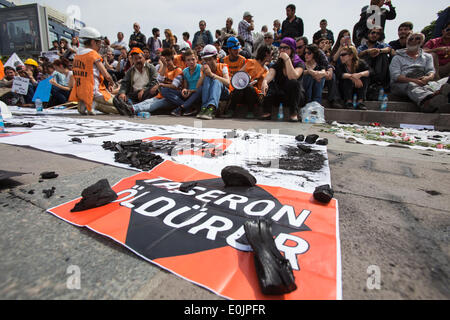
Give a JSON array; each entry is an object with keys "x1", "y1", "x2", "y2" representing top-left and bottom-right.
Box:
[
  {"x1": 156, "y1": 66, "x2": 183, "y2": 99},
  {"x1": 0, "y1": 60, "x2": 4, "y2": 81},
  {"x1": 223, "y1": 55, "x2": 246, "y2": 79},
  {"x1": 212, "y1": 62, "x2": 231, "y2": 91},
  {"x1": 173, "y1": 54, "x2": 187, "y2": 70},
  {"x1": 244, "y1": 59, "x2": 268, "y2": 94},
  {"x1": 69, "y1": 49, "x2": 111, "y2": 111}
]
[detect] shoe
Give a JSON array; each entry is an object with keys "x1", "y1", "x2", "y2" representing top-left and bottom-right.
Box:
[
  {"x1": 356, "y1": 102, "x2": 367, "y2": 110},
  {"x1": 196, "y1": 107, "x2": 207, "y2": 119},
  {"x1": 77, "y1": 101, "x2": 87, "y2": 115},
  {"x1": 259, "y1": 113, "x2": 271, "y2": 120},
  {"x1": 246, "y1": 112, "x2": 255, "y2": 119},
  {"x1": 200, "y1": 106, "x2": 216, "y2": 120},
  {"x1": 289, "y1": 115, "x2": 299, "y2": 122},
  {"x1": 344, "y1": 102, "x2": 354, "y2": 109},
  {"x1": 222, "y1": 110, "x2": 234, "y2": 118},
  {"x1": 429, "y1": 94, "x2": 448, "y2": 112},
  {"x1": 171, "y1": 107, "x2": 182, "y2": 117},
  {"x1": 183, "y1": 109, "x2": 197, "y2": 117},
  {"x1": 113, "y1": 96, "x2": 134, "y2": 116},
  {"x1": 439, "y1": 83, "x2": 450, "y2": 98},
  {"x1": 330, "y1": 100, "x2": 344, "y2": 109}
]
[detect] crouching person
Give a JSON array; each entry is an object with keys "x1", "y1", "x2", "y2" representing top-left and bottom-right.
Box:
[
  {"x1": 390, "y1": 33, "x2": 450, "y2": 113},
  {"x1": 226, "y1": 45, "x2": 272, "y2": 118},
  {"x1": 69, "y1": 27, "x2": 119, "y2": 115},
  {"x1": 260, "y1": 37, "x2": 305, "y2": 122},
  {"x1": 160, "y1": 49, "x2": 203, "y2": 117},
  {"x1": 113, "y1": 47, "x2": 158, "y2": 114},
  {"x1": 196, "y1": 45, "x2": 231, "y2": 120}
]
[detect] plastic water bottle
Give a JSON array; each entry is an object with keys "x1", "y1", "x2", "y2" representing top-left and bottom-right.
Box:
[
  {"x1": 0, "y1": 113, "x2": 5, "y2": 133},
  {"x1": 35, "y1": 98, "x2": 43, "y2": 114},
  {"x1": 137, "y1": 112, "x2": 150, "y2": 119},
  {"x1": 277, "y1": 103, "x2": 284, "y2": 121},
  {"x1": 378, "y1": 88, "x2": 385, "y2": 101},
  {"x1": 380, "y1": 94, "x2": 388, "y2": 111},
  {"x1": 353, "y1": 94, "x2": 358, "y2": 109}
]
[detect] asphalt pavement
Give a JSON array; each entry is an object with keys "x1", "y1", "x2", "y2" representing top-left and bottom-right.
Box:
[{"x1": 0, "y1": 114, "x2": 449, "y2": 300}]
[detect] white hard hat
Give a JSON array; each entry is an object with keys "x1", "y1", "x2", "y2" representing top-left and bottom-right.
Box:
[
  {"x1": 79, "y1": 27, "x2": 104, "y2": 41},
  {"x1": 201, "y1": 44, "x2": 217, "y2": 59}
]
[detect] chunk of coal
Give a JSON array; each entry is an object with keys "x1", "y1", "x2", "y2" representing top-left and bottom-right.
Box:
[
  {"x1": 305, "y1": 134, "x2": 319, "y2": 144},
  {"x1": 70, "y1": 137, "x2": 82, "y2": 143},
  {"x1": 244, "y1": 219, "x2": 297, "y2": 295},
  {"x1": 313, "y1": 184, "x2": 334, "y2": 204},
  {"x1": 295, "y1": 135, "x2": 305, "y2": 142},
  {"x1": 221, "y1": 166, "x2": 257, "y2": 187},
  {"x1": 316, "y1": 138, "x2": 329, "y2": 146},
  {"x1": 42, "y1": 187, "x2": 56, "y2": 199},
  {"x1": 180, "y1": 181, "x2": 198, "y2": 193},
  {"x1": 40, "y1": 171, "x2": 58, "y2": 179},
  {"x1": 71, "y1": 179, "x2": 118, "y2": 212},
  {"x1": 297, "y1": 144, "x2": 312, "y2": 153},
  {"x1": 27, "y1": 190, "x2": 35, "y2": 195}
]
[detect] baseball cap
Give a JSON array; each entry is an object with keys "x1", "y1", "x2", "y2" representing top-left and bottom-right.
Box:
[
  {"x1": 130, "y1": 47, "x2": 144, "y2": 55},
  {"x1": 243, "y1": 11, "x2": 253, "y2": 18},
  {"x1": 225, "y1": 37, "x2": 241, "y2": 50},
  {"x1": 201, "y1": 44, "x2": 218, "y2": 59}
]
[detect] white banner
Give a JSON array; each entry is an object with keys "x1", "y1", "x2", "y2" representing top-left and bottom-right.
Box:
[{"x1": 0, "y1": 114, "x2": 331, "y2": 193}]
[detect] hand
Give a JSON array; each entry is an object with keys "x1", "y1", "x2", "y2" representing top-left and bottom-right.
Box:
[
  {"x1": 353, "y1": 78, "x2": 364, "y2": 89},
  {"x1": 159, "y1": 56, "x2": 167, "y2": 65},
  {"x1": 261, "y1": 81, "x2": 268, "y2": 96},
  {"x1": 279, "y1": 52, "x2": 290, "y2": 61},
  {"x1": 202, "y1": 64, "x2": 213, "y2": 77},
  {"x1": 150, "y1": 84, "x2": 159, "y2": 95},
  {"x1": 369, "y1": 48, "x2": 380, "y2": 58},
  {"x1": 181, "y1": 89, "x2": 190, "y2": 98},
  {"x1": 418, "y1": 76, "x2": 431, "y2": 85},
  {"x1": 118, "y1": 93, "x2": 127, "y2": 101},
  {"x1": 138, "y1": 89, "x2": 144, "y2": 101}
]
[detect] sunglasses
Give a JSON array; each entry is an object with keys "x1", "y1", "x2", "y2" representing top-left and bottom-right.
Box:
[
  {"x1": 296, "y1": 45, "x2": 305, "y2": 49},
  {"x1": 279, "y1": 45, "x2": 291, "y2": 50},
  {"x1": 305, "y1": 51, "x2": 312, "y2": 55},
  {"x1": 408, "y1": 36, "x2": 422, "y2": 42},
  {"x1": 264, "y1": 37, "x2": 272, "y2": 39},
  {"x1": 340, "y1": 52, "x2": 349, "y2": 57},
  {"x1": 370, "y1": 32, "x2": 381, "y2": 35}
]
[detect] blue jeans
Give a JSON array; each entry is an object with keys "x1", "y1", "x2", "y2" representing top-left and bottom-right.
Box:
[
  {"x1": 201, "y1": 77, "x2": 229, "y2": 110},
  {"x1": 303, "y1": 74, "x2": 325, "y2": 103},
  {"x1": 133, "y1": 97, "x2": 172, "y2": 113},
  {"x1": 160, "y1": 87, "x2": 202, "y2": 112}
]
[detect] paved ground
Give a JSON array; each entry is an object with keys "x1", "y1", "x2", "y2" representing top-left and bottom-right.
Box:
[{"x1": 0, "y1": 114, "x2": 449, "y2": 300}]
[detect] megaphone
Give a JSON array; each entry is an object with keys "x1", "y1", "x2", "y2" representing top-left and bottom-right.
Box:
[{"x1": 231, "y1": 71, "x2": 252, "y2": 90}]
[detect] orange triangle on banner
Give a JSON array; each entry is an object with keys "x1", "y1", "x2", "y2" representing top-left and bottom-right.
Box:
[{"x1": 0, "y1": 60, "x2": 4, "y2": 80}]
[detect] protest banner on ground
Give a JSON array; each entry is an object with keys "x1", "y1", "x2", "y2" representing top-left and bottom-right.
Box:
[{"x1": 48, "y1": 160, "x2": 341, "y2": 300}]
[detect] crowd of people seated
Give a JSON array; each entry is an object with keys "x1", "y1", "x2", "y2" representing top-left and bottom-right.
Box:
[{"x1": 1, "y1": 2, "x2": 449, "y2": 118}]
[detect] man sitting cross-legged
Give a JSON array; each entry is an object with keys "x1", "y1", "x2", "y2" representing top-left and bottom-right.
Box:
[{"x1": 113, "y1": 47, "x2": 158, "y2": 114}]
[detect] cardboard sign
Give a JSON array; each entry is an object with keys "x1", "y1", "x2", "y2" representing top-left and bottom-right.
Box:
[
  {"x1": 32, "y1": 76, "x2": 53, "y2": 103},
  {"x1": 48, "y1": 160, "x2": 341, "y2": 300},
  {"x1": 11, "y1": 77, "x2": 30, "y2": 95},
  {"x1": 41, "y1": 51, "x2": 60, "y2": 63}
]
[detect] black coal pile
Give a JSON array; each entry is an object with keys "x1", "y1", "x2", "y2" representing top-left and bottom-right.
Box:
[
  {"x1": 4, "y1": 122, "x2": 35, "y2": 128},
  {"x1": 277, "y1": 146, "x2": 326, "y2": 172},
  {"x1": 40, "y1": 171, "x2": 58, "y2": 179},
  {"x1": 102, "y1": 140, "x2": 164, "y2": 171},
  {"x1": 71, "y1": 179, "x2": 118, "y2": 212},
  {"x1": 42, "y1": 187, "x2": 56, "y2": 199}
]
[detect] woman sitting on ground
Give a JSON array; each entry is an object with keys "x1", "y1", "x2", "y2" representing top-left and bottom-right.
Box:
[
  {"x1": 49, "y1": 58, "x2": 73, "y2": 106},
  {"x1": 303, "y1": 44, "x2": 333, "y2": 104},
  {"x1": 260, "y1": 37, "x2": 305, "y2": 122},
  {"x1": 336, "y1": 45, "x2": 371, "y2": 110}
]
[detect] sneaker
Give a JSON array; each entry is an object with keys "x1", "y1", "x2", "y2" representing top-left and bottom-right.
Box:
[
  {"x1": 113, "y1": 96, "x2": 134, "y2": 116},
  {"x1": 356, "y1": 102, "x2": 367, "y2": 110},
  {"x1": 222, "y1": 110, "x2": 234, "y2": 118},
  {"x1": 330, "y1": 100, "x2": 344, "y2": 109},
  {"x1": 171, "y1": 107, "x2": 182, "y2": 117},
  {"x1": 200, "y1": 106, "x2": 216, "y2": 120},
  {"x1": 344, "y1": 102, "x2": 354, "y2": 109},
  {"x1": 196, "y1": 107, "x2": 207, "y2": 119},
  {"x1": 183, "y1": 108, "x2": 197, "y2": 117}
]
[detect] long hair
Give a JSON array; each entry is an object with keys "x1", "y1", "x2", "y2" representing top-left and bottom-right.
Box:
[
  {"x1": 164, "y1": 29, "x2": 176, "y2": 47},
  {"x1": 305, "y1": 44, "x2": 321, "y2": 63},
  {"x1": 342, "y1": 46, "x2": 360, "y2": 73},
  {"x1": 331, "y1": 29, "x2": 351, "y2": 57}
]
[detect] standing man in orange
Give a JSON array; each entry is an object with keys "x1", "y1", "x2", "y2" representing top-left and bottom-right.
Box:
[{"x1": 69, "y1": 27, "x2": 119, "y2": 115}]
